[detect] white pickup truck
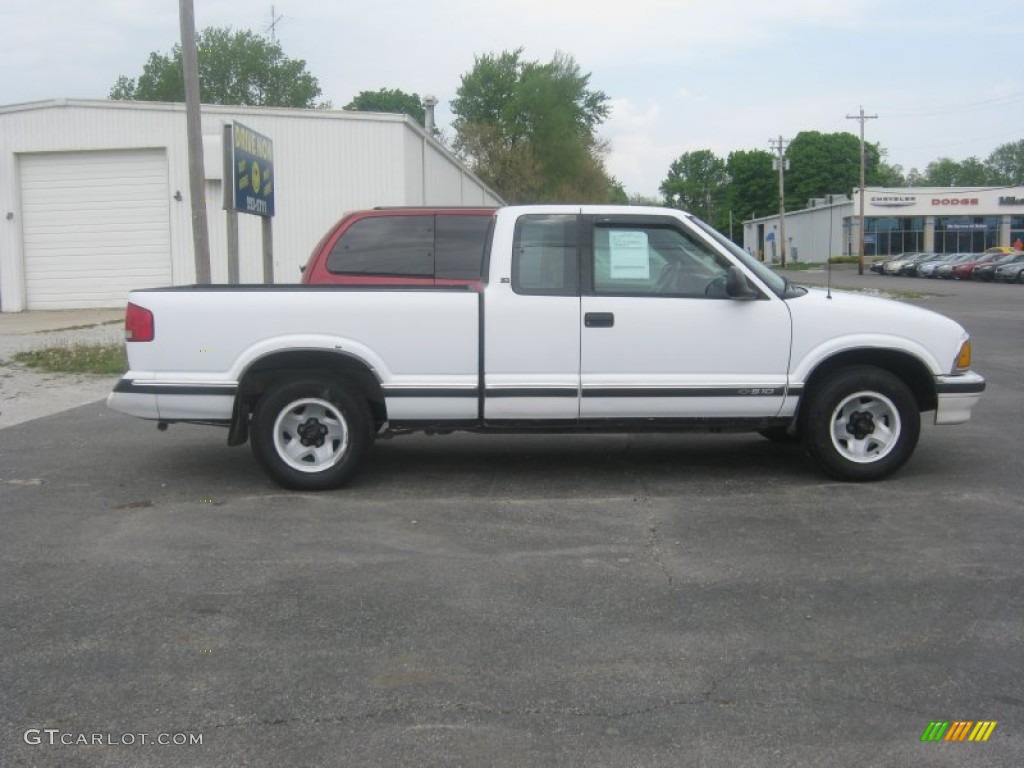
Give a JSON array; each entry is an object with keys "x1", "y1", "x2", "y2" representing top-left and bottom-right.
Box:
[{"x1": 108, "y1": 205, "x2": 985, "y2": 490}]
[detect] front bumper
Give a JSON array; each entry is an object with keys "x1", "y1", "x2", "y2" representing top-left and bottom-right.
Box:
[{"x1": 934, "y1": 371, "x2": 986, "y2": 425}]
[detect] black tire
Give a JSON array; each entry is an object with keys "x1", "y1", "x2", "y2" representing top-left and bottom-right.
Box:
[
  {"x1": 801, "y1": 366, "x2": 920, "y2": 481},
  {"x1": 1017, "y1": 270, "x2": 1024, "y2": 284},
  {"x1": 250, "y1": 377, "x2": 371, "y2": 491}
]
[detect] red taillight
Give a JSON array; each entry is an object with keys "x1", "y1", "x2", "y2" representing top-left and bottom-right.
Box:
[{"x1": 125, "y1": 302, "x2": 154, "y2": 342}]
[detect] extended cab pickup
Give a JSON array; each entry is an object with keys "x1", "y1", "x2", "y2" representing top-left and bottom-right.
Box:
[{"x1": 108, "y1": 205, "x2": 986, "y2": 490}]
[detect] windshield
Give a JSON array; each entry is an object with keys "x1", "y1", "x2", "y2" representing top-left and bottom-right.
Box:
[{"x1": 686, "y1": 215, "x2": 791, "y2": 298}]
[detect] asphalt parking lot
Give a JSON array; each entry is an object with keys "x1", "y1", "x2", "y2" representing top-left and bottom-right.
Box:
[{"x1": 2, "y1": 271, "x2": 1022, "y2": 767}]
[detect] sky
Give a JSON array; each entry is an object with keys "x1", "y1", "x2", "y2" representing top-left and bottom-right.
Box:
[{"x1": 2, "y1": 0, "x2": 1022, "y2": 198}]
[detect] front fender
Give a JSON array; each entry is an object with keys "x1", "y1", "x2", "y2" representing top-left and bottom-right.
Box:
[{"x1": 790, "y1": 334, "x2": 945, "y2": 386}]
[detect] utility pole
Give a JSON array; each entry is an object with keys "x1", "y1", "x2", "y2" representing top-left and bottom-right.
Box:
[
  {"x1": 846, "y1": 106, "x2": 878, "y2": 275},
  {"x1": 179, "y1": 0, "x2": 211, "y2": 283},
  {"x1": 770, "y1": 136, "x2": 789, "y2": 267}
]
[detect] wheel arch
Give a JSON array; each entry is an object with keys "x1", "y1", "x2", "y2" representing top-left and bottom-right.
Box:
[
  {"x1": 228, "y1": 350, "x2": 386, "y2": 445},
  {"x1": 799, "y1": 348, "x2": 937, "y2": 420}
]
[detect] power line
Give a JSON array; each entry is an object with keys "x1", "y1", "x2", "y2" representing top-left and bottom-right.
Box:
[
  {"x1": 888, "y1": 129, "x2": 1024, "y2": 155},
  {"x1": 883, "y1": 90, "x2": 1024, "y2": 118}
]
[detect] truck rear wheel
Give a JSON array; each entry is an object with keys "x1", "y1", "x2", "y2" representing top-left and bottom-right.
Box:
[
  {"x1": 802, "y1": 366, "x2": 920, "y2": 481},
  {"x1": 250, "y1": 378, "x2": 371, "y2": 490}
]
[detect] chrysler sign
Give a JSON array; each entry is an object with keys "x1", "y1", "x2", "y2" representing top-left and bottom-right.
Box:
[{"x1": 871, "y1": 195, "x2": 916, "y2": 207}]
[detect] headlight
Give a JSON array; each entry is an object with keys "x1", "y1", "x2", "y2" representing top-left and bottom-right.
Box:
[{"x1": 954, "y1": 339, "x2": 972, "y2": 372}]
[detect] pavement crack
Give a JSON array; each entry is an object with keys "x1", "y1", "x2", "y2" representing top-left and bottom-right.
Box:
[
  {"x1": 199, "y1": 708, "x2": 408, "y2": 730},
  {"x1": 621, "y1": 436, "x2": 674, "y2": 589},
  {"x1": 449, "y1": 698, "x2": 701, "y2": 721},
  {"x1": 641, "y1": 494, "x2": 674, "y2": 590},
  {"x1": 646, "y1": 515, "x2": 673, "y2": 589}
]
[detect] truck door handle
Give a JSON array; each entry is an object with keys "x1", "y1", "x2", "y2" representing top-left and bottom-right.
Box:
[{"x1": 584, "y1": 312, "x2": 615, "y2": 328}]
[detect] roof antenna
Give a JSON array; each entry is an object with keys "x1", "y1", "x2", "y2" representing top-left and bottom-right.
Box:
[{"x1": 265, "y1": 5, "x2": 285, "y2": 41}]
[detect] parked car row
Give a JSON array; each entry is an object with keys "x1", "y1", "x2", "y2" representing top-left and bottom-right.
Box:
[{"x1": 870, "y1": 250, "x2": 1024, "y2": 282}]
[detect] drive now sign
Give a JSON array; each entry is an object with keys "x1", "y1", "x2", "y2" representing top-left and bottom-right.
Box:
[{"x1": 227, "y1": 122, "x2": 274, "y2": 217}]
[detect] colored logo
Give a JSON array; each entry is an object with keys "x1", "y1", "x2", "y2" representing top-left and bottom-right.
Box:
[
  {"x1": 921, "y1": 721, "x2": 997, "y2": 742},
  {"x1": 251, "y1": 162, "x2": 261, "y2": 199}
]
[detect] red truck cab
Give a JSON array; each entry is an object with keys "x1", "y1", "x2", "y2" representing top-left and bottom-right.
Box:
[{"x1": 301, "y1": 207, "x2": 496, "y2": 287}]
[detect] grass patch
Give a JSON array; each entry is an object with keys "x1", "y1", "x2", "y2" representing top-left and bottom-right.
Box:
[
  {"x1": 35, "y1": 319, "x2": 123, "y2": 333},
  {"x1": 875, "y1": 288, "x2": 929, "y2": 300},
  {"x1": 775, "y1": 256, "x2": 860, "y2": 270},
  {"x1": 12, "y1": 342, "x2": 127, "y2": 375},
  {"x1": 775, "y1": 262, "x2": 825, "y2": 271},
  {"x1": 832, "y1": 287, "x2": 930, "y2": 300}
]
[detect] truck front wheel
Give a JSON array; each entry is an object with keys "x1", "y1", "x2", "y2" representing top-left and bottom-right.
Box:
[
  {"x1": 802, "y1": 366, "x2": 920, "y2": 481},
  {"x1": 250, "y1": 378, "x2": 371, "y2": 490}
]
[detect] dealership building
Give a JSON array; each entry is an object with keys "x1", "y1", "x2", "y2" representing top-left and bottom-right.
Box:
[
  {"x1": 0, "y1": 99, "x2": 503, "y2": 312},
  {"x1": 743, "y1": 186, "x2": 1024, "y2": 263}
]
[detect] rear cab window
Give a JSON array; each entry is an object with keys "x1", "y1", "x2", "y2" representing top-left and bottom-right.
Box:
[
  {"x1": 320, "y1": 211, "x2": 493, "y2": 283},
  {"x1": 327, "y1": 215, "x2": 433, "y2": 276}
]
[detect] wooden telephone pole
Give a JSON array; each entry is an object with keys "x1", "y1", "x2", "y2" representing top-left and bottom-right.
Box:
[
  {"x1": 180, "y1": 0, "x2": 211, "y2": 283},
  {"x1": 846, "y1": 106, "x2": 878, "y2": 275},
  {"x1": 770, "y1": 136, "x2": 789, "y2": 267}
]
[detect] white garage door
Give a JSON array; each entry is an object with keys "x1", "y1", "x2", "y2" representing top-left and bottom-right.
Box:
[{"x1": 20, "y1": 149, "x2": 173, "y2": 309}]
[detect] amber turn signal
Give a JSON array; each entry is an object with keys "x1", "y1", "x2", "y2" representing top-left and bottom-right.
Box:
[{"x1": 954, "y1": 340, "x2": 972, "y2": 371}]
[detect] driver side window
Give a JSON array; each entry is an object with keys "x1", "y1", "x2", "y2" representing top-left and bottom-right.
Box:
[{"x1": 593, "y1": 223, "x2": 731, "y2": 298}]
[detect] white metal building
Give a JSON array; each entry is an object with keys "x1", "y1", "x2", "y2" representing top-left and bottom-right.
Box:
[
  {"x1": 744, "y1": 186, "x2": 1024, "y2": 263},
  {"x1": 0, "y1": 99, "x2": 503, "y2": 312}
]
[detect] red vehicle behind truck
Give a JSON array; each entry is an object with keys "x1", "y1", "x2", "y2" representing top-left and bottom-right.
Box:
[{"x1": 301, "y1": 207, "x2": 496, "y2": 287}]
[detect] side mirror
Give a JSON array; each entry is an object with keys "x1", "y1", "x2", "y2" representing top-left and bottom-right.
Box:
[{"x1": 726, "y1": 265, "x2": 759, "y2": 300}]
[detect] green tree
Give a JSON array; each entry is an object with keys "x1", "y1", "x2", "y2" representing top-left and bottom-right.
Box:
[
  {"x1": 922, "y1": 156, "x2": 1006, "y2": 186},
  {"x1": 956, "y1": 157, "x2": 992, "y2": 185},
  {"x1": 660, "y1": 150, "x2": 729, "y2": 228},
  {"x1": 109, "y1": 27, "x2": 326, "y2": 108},
  {"x1": 451, "y1": 49, "x2": 615, "y2": 203},
  {"x1": 628, "y1": 194, "x2": 664, "y2": 206},
  {"x1": 871, "y1": 149, "x2": 907, "y2": 187},
  {"x1": 784, "y1": 131, "x2": 874, "y2": 209},
  {"x1": 608, "y1": 178, "x2": 630, "y2": 204},
  {"x1": 923, "y1": 157, "x2": 964, "y2": 186},
  {"x1": 986, "y1": 139, "x2": 1024, "y2": 184},
  {"x1": 905, "y1": 167, "x2": 926, "y2": 186},
  {"x1": 724, "y1": 149, "x2": 776, "y2": 224},
  {"x1": 345, "y1": 88, "x2": 425, "y2": 126}
]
